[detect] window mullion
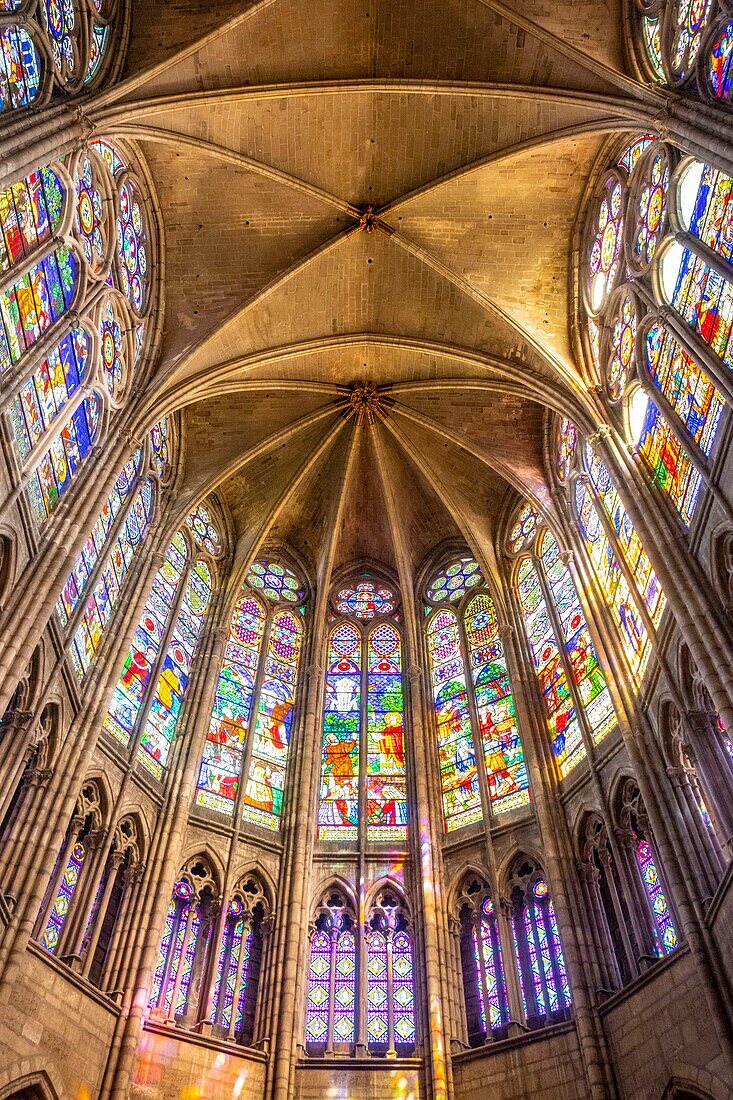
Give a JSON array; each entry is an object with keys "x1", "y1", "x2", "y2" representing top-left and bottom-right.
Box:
[
  {"x1": 359, "y1": 624, "x2": 368, "y2": 844},
  {"x1": 457, "y1": 599, "x2": 493, "y2": 825},
  {"x1": 235, "y1": 604, "x2": 274, "y2": 825}
]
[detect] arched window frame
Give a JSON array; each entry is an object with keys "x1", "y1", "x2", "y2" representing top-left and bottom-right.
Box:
[
  {"x1": 506, "y1": 857, "x2": 572, "y2": 1030},
  {"x1": 614, "y1": 777, "x2": 681, "y2": 959},
  {"x1": 365, "y1": 889, "x2": 417, "y2": 1056},
  {"x1": 0, "y1": 138, "x2": 157, "y2": 528},
  {"x1": 195, "y1": 555, "x2": 307, "y2": 832},
  {"x1": 34, "y1": 776, "x2": 106, "y2": 956},
  {"x1": 656, "y1": 697, "x2": 726, "y2": 889},
  {"x1": 148, "y1": 856, "x2": 219, "y2": 1026},
  {"x1": 305, "y1": 887, "x2": 358, "y2": 1054},
  {"x1": 318, "y1": 573, "x2": 408, "y2": 845},
  {"x1": 455, "y1": 874, "x2": 511, "y2": 1045},
  {"x1": 102, "y1": 499, "x2": 221, "y2": 781},
  {"x1": 0, "y1": 1, "x2": 126, "y2": 115},
  {"x1": 208, "y1": 875, "x2": 269, "y2": 1047},
  {"x1": 577, "y1": 813, "x2": 639, "y2": 990},
  {"x1": 506, "y1": 502, "x2": 618, "y2": 779},
  {"x1": 423, "y1": 556, "x2": 531, "y2": 833},
  {"x1": 580, "y1": 135, "x2": 732, "y2": 533}
]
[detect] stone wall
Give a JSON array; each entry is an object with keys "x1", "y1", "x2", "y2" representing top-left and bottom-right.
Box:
[
  {"x1": 295, "y1": 1060, "x2": 424, "y2": 1099},
  {"x1": 600, "y1": 949, "x2": 729, "y2": 1100},
  {"x1": 130, "y1": 1026, "x2": 267, "y2": 1100},
  {"x1": 451, "y1": 1025, "x2": 585, "y2": 1100},
  {"x1": 0, "y1": 947, "x2": 119, "y2": 1098}
]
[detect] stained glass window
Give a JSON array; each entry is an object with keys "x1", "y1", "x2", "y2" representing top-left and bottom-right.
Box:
[
  {"x1": 305, "y1": 907, "x2": 357, "y2": 1050},
  {"x1": 186, "y1": 503, "x2": 221, "y2": 557},
  {"x1": 137, "y1": 560, "x2": 212, "y2": 779},
  {"x1": 242, "y1": 607, "x2": 302, "y2": 829},
  {"x1": 103, "y1": 527, "x2": 213, "y2": 781},
  {"x1": 705, "y1": 20, "x2": 733, "y2": 100},
  {"x1": 635, "y1": 839, "x2": 679, "y2": 956},
  {"x1": 517, "y1": 557, "x2": 586, "y2": 776},
  {"x1": 464, "y1": 593, "x2": 529, "y2": 811},
  {"x1": 8, "y1": 327, "x2": 92, "y2": 462},
  {"x1": 39, "y1": 839, "x2": 86, "y2": 953},
  {"x1": 540, "y1": 531, "x2": 616, "y2": 746},
  {"x1": 637, "y1": 1, "x2": 716, "y2": 85},
  {"x1": 557, "y1": 418, "x2": 577, "y2": 482},
  {"x1": 459, "y1": 893, "x2": 509, "y2": 1042},
  {"x1": 508, "y1": 503, "x2": 538, "y2": 554},
  {"x1": 27, "y1": 393, "x2": 101, "y2": 522},
  {"x1": 427, "y1": 609, "x2": 481, "y2": 831},
  {"x1": 511, "y1": 505, "x2": 616, "y2": 772},
  {"x1": 366, "y1": 622, "x2": 407, "y2": 840},
  {"x1": 150, "y1": 417, "x2": 171, "y2": 479},
  {"x1": 581, "y1": 138, "x2": 730, "y2": 537},
  {"x1": 426, "y1": 561, "x2": 530, "y2": 831},
  {"x1": 585, "y1": 445, "x2": 666, "y2": 631},
  {"x1": 56, "y1": 449, "x2": 141, "y2": 627},
  {"x1": 69, "y1": 478, "x2": 155, "y2": 679},
  {"x1": 305, "y1": 928, "x2": 332, "y2": 1045},
  {"x1": 210, "y1": 894, "x2": 264, "y2": 1044},
  {"x1": 319, "y1": 622, "x2": 362, "y2": 840},
  {"x1": 245, "y1": 559, "x2": 304, "y2": 603},
  {"x1": 427, "y1": 557, "x2": 482, "y2": 603},
  {"x1": 196, "y1": 561, "x2": 305, "y2": 829},
  {"x1": 365, "y1": 913, "x2": 416, "y2": 1054},
  {"x1": 511, "y1": 873, "x2": 571, "y2": 1026},
  {"x1": 0, "y1": 245, "x2": 78, "y2": 376},
  {"x1": 0, "y1": 25, "x2": 42, "y2": 112},
  {"x1": 149, "y1": 877, "x2": 210, "y2": 1020},
  {"x1": 336, "y1": 581, "x2": 395, "y2": 619},
  {"x1": 628, "y1": 388, "x2": 703, "y2": 526},
  {"x1": 575, "y1": 476, "x2": 652, "y2": 678},
  {"x1": 0, "y1": 165, "x2": 64, "y2": 277}
]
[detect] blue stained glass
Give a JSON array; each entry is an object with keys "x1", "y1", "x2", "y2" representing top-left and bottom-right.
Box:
[
  {"x1": 40, "y1": 840, "x2": 86, "y2": 953},
  {"x1": 0, "y1": 25, "x2": 41, "y2": 113},
  {"x1": 636, "y1": 839, "x2": 679, "y2": 956}
]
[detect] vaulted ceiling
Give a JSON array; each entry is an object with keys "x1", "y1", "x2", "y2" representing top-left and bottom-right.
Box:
[{"x1": 92, "y1": 0, "x2": 664, "y2": 584}]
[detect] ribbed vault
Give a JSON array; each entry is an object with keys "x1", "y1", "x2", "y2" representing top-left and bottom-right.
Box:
[{"x1": 91, "y1": 0, "x2": 665, "y2": 578}]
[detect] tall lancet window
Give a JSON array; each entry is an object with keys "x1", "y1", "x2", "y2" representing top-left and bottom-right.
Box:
[
  {"x1": 305, "y1": 889, "x2": 357, "y2": 1052},
  {"x1": 102, "y1": 501, "x2": 219, "y2": 779},
  {"x1": 318, "y1": 577, "x2": 407, "y2": 842},
  {"x1": 508, "y1": 858, "x2": 571, "y2": 1029},
  {"x1": 508, "y1": 502, "x2": 617, "y2": 778},
  {"x1": 581, "y1": 136, "x2": 730, "y2": 530},
  {"x1": 556, "y1": 418, "x2": 665, "y2": 682},
  {"x1": 210, "y1": 876, "x2": 268, "y2": 1046},
  {"x1": 149, "y1": 857, "x2": 218, "y2": 1024},
  {"x1": 457, "y1": 875, "x2": 510, "y2": 1045},
  {"x1": 196, "y1": 558, "x2": 306, "y2": 830},
  {"x1": 424, "y1": 557, "x2": 529, "y2": 832},
  {"x1": 365, "y1": 891, "x2": 416, "y2": 1055}
]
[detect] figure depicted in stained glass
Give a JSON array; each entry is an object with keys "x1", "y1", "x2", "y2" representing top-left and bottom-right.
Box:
[
  {"x1": 426, "y1": 558, "x2": 530, "y2": 830},
  {"x1": 196, "y1": 559, "x2": 305, "y2": 830}
]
